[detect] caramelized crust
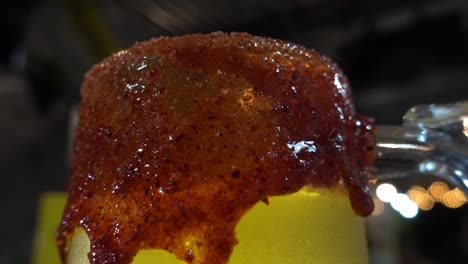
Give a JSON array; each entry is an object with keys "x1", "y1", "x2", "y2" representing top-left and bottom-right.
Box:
[{"x1": 57, "y1": 32, "x2": 375, "y2": 264}]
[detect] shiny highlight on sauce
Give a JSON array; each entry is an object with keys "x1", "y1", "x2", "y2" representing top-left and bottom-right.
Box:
[{"x1": 57, "y1": 32, "x2": 375, "y2": 264}]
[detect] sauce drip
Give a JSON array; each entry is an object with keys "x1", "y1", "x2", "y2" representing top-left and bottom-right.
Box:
[{"x1": 57, "y1": 32, "x2": 375, "y2": 264}]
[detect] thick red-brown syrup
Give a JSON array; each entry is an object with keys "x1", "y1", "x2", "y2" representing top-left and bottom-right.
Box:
[{"x1": 57, "y1": 32, "x2": 375, "y2": 264}]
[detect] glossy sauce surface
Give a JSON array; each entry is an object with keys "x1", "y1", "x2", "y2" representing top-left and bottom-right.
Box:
[{"x1": 57, "y1": 32, "x2": 375, "y2": 264}]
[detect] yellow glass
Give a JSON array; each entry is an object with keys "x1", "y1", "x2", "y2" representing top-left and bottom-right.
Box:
[
  {"x1": 32, "y1": 188, "x2": 368, "y2": 264},
  {"x1": 31, "y1": 193, "x2": 67, "y2": 264}
]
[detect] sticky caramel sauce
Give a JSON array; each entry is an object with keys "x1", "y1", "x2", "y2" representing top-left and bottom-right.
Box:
[{"x1": 57, "y1": 32, "x2": 375, "y2": 264}]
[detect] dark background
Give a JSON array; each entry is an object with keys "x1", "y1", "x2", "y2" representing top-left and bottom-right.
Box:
[{"x1": 1, "y1": 0, "x2": 468, "y2": 263}]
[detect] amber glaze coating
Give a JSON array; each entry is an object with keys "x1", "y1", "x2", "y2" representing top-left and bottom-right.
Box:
[{"x1": 57, "y1": 32, "x2": 375, "y2": 264}]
